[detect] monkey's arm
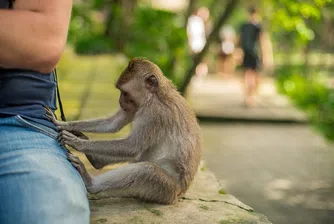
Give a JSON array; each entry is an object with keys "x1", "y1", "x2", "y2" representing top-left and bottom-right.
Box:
[
  {"x1": 46, "y1": 107, "x2": 133, "y2": 133},
  {"x1": 59, "y1": 129, "x2": 149, "y2": 158}
]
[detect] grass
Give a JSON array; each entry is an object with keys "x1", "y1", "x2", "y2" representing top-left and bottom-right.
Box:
[{"x1": 56, "y1": 47, "x2": 128, "y2": 120}]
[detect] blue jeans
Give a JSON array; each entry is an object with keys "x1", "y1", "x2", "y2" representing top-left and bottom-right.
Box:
[{"x1": 0, "y1": 115, "x2": 90, "y2": 224}]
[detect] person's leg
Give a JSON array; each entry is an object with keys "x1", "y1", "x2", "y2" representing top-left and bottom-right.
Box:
[
  {"x1": 196, "y1": 62, "x2": 208, "y2": 78},
  {"x1": 254, "y1": 69, "x2": 261, "y2": 93},
  {"x1": 0, "y1": 115, "x2": 90, "y2": 224},
  {"x1": 243, "y1": 50, "x2": 261, "y2": 107},
  {"x1": 244, "y1": 68, "x2": 257, "y2": 106}
]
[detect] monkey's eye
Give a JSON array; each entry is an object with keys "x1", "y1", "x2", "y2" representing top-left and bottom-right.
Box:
[{"x1": 123, "y1": 91, "x2": 128, "y2": 96}]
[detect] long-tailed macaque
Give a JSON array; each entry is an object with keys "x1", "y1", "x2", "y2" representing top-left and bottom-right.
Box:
[{"x1": 46, "y1": 58, "x2": 201, "y2": 204}]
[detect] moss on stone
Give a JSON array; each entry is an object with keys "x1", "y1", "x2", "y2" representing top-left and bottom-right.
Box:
[
  {"x1": 199, "y1": 205, "x2": 210, "y2": 210},
  {"x1": 219, "y1": 217, "x2": 258, "y2": 224},
  {"x1": 145, "y1": 207, "x2": 164, "y2": 217},
  {"x1": 93, "y1": 218, "x2": 108, "y2": 224},
  {"x1": 218, "y1": 188, "x2": 227, "y2": 195},
  {"x1": 128, "y1": 216, "x2": 145, "y2": 224}
]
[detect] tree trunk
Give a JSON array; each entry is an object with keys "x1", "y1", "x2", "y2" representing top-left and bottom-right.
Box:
[
  {"x1": 119, "y1": 0, "x2": 137, "y2": 50},
  {"x1": 185, "y1": 0, "x2": 197, "y2": 23},
  {"x1": 104, "y1": 0, "x2": 137, "y2": 51},
  {"x1": 179, "y1": 0, "x2": 240, "y2": 95},
  {"x1": 104, "y1": 0, "x2": 121, "y2": 38}
]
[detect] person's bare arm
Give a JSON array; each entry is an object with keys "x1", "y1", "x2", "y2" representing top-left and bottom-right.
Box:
[
  {"x1": 259, "y1": 32, "x2": 274, "y2": 69},
  {"x1": 0, "y1": 0, "x2": 72, "y2": 74}
]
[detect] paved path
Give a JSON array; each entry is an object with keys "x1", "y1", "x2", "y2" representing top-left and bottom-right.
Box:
[
  {"x1": 188, "y1": 75, "x2": 307, "y2": 123},
  {"x1": 187, "y1": 75, "x2": 334, "y2": 224}
]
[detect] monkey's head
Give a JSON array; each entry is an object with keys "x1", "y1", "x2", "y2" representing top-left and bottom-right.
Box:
[{"x1": 116, "y1": 58, "x2": 165, "y2": 112}]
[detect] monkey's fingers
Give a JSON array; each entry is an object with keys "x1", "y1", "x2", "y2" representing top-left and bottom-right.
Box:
[
  {"x1": 61, "y1": 139, "x2": 77, "y2": 150},
  {"x1": 71, "y1": 131, "x2": 89, "y2": 140},
  {"x1": 69, "y1": 159, "x2": 84, "y2": 175},
  {"x1": 67, "y1": 153, "x2": 81, "y2": 164},
  {"x1": 44, "y1": 107, "x2": 65, "y2": 130},
  {"x1": 67, "y1": 153, "x2": 87, "y2": 176},
  {"x1": 57, "y1": 132, "x2": 68, "y2": 144},
  {"x1": 58, "y1": 130, "x2": 76, "y2": 141},
  {"x1": 44, "y1": 107, "x2": 56, "y2": 121},
  {"x1": 60, "y1": 130, "x2": 84, "y2": 151},
  {"x1": 67, "y1": 154, "x2": 82, "y2": 167}
]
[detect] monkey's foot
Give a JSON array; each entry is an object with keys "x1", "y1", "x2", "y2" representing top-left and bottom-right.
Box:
[
  {"x1": 67, "y1": 153, "x2": 92, "y2": 187},
  {"x1": 58, "y1": 130, "x2": 85, "y2": 151}
]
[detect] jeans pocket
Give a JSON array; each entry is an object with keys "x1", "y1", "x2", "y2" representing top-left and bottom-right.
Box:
[{"x1": 14, "y1": 115, "x2": 58, "y2": 140}]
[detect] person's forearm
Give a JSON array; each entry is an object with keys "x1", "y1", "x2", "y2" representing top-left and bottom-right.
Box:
[
  {"x1": 0, "y1": 1, "x2": 72, "y2": 73},
  {"x1": 0, "y1": 10, "x2": 60, "y2": 73},
  {"x1": 260, "y1": 32, "x2": 274, "y2": 68}
]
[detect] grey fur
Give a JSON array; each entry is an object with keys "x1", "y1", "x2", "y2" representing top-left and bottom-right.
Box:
[{"x1": 47, "y1": 58, "x2": 201, "y2": 204}]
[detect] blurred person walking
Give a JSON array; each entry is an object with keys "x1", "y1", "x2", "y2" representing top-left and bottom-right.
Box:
[
  {"x1": 217, "y1": 25, "x2": 237, "y2": 76},
  {"x1": 239, "y1": 6, "x2": 273, "y2": 107},
  {"x1": 187, "y1": 7, "x2": 211, "y2": 78}
]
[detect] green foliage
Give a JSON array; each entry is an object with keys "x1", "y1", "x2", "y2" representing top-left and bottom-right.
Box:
[
  {"x1": 256, "y1": 0, "x2": 334, "y2": 50},
  {"x1": 276, "y1": 65, "x2": 334, "y2": 140},
  {"x1": 67, "y1": 2, "x2": 190, "y2": 86},
  {"x1": 56, "y1": 48, "x2": 127, "y2": 121},
  {"x1": 124, "y1": 7, "x2": 190, "y2": 85},
  {"x1": 68, "y1": 3, "x2": 107, "y2": 50},
  {"x1": 75, "y1": 35, "x2": 116, "y2": 54}
]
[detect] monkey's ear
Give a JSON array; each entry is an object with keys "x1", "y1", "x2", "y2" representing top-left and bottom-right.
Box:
[
  {"x1": 145, "y1": 75, "x2": 159, "y2": 92},
  {"x1": 128, "y1": 60, "x2": 135, "y2": 70}
]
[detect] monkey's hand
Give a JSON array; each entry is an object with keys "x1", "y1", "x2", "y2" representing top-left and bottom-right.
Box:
[
  {"x1": 67, "y1": 153, "x2": 92, "y2": 188},
  {"x1": 58, "y1": 130, "x2": 87, "y2": 152},
  {"x1": 45, "y1": 106, "x2": 71, "y2": 131}
]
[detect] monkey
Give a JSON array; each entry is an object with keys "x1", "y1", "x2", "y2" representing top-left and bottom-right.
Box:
[{"x1": 46, "y1": 58, "x2": 201, "y2": 205}]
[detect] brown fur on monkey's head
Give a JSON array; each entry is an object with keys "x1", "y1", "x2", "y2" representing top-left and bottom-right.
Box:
[
  {"x1": 117, "y1": 58, "x2": 161, "y2": 86},
  {"x1": 116, "y1": 58, "x2": 176, "y2": 95}
]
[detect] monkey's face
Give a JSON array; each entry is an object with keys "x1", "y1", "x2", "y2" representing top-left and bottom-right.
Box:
[
  {"x1": 118, "y1": 73, "x2": 159, "y2": 112},
  {"x1": 119, "y1": 89, "x2": 137, "y2": 113},
  {"x1": 116, "y1": 58, "x2": 162, "y2": 112}
]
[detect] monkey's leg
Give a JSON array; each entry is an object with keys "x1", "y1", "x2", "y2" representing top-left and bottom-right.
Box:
[
  {"x1": 68, "y1": 154, "x2": 126, "y2": 184},
  {"x1": 71, "y1": 160, "x2": 180, "y2": 205},
  {"x1": 85, "y1": 154, "x2": 135, "y2": 169},
  {"x1": 85, "y1": 154, "x2": 107, "y2": 169}
]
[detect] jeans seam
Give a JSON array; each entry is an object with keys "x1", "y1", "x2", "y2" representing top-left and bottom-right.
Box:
[
  {"x1": 14, "y1": 115, "x2": 57, "y2": 140},
  {"x1": 7, "y1": 115, "x2": 87, "y2": 190}
]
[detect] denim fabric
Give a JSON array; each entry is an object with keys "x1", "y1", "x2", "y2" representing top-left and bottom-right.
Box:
[{"x1": 0, "y1": 115, "x2": 90, "y2": 224}]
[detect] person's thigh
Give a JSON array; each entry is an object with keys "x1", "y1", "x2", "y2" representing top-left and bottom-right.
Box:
[{"x1": 0, "y1": 116, "x2": 90, "y2": 224}]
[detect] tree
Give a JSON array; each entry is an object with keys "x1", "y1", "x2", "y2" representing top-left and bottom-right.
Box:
[{"x1": 180, "y1": 0, "x2": 240, "y2": 94}]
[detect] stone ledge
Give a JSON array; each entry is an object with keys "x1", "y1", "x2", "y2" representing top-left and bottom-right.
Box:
[{"x1": 89, "y1": 163, "x2": 272, "y2": 224}]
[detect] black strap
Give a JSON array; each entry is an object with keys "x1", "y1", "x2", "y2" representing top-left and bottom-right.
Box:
[
  {"x1": 8, "y1": 0, "x2": 14, "y2": 9},
  {"x1": 53, "y1": 69, "x2": 88, "y2": 140},
  {"x1": 54, "y1": 69, "x2": 66, "y2": 121}
]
